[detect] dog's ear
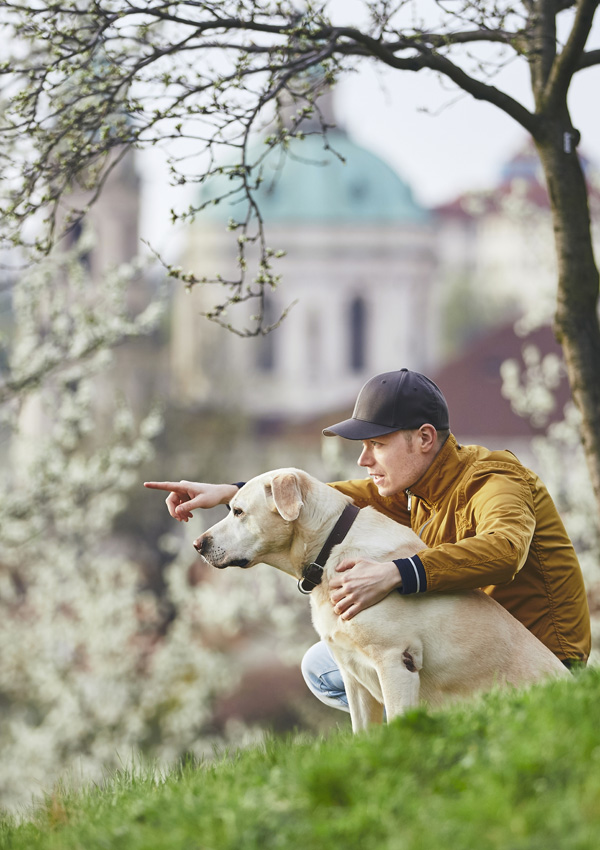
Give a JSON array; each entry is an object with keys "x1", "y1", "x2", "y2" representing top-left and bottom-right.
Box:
[{"x1": 268, "y1": 472, "x2": 304, "y2": 521}]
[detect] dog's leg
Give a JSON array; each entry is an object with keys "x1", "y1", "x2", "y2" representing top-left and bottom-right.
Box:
[
  {"x1": 344, "y1": 673, "x2": 384, "y2": 732},
  {"x1": 378, "y1": 646, "x2": 422, "y2": 720}
]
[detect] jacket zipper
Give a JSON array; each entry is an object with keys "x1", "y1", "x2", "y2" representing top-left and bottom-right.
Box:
[
  {"x1": 417, "y1": 512, "x2": 436, "y2": 540},
  {"x1": 406, "y1": 489, "x2": 436, "y2": 540}
]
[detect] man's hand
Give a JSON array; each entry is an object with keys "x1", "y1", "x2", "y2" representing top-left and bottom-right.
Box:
[
  {"x1": 329, "y1": 558, "x2": 402, "y2": 620},
  {"x1": 143, "y1": 480, "x2": 239, "y2": 522}
]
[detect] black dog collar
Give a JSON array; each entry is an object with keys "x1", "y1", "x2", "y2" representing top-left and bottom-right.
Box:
[{"x1": 297, "y1": 503, "x2": 360, "y2": 595}]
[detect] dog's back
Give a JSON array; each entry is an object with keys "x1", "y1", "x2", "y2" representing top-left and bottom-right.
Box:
[
  {"x1": 196, "y1": 467, "x2": 569, "y2": 725},
  {"x1": 311, "y1": 495, "x2": 569, "y2": 705}
]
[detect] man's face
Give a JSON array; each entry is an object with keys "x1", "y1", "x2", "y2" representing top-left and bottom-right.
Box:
[{"x1": 357, "y1": 429, "x2": 432, "y2": 496}]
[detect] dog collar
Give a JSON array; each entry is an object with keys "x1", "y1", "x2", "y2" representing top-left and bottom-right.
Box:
[{"x1": 297, "y1": 503, "x2": 360, "y2": 595}]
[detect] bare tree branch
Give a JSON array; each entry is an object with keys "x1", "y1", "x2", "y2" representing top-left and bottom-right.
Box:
[
  {"x1": 578, "y1": 46, "x2": 600, "y2": 66},
  {"x1": 0, "y1": 0, "x2": 596, "y2": 342},
  {"x1": 543, "y1": 0, "x2": 600, "y2": 107},
  {"x1": 332, "y1": 29, "x2": 538, "y2": 132}
]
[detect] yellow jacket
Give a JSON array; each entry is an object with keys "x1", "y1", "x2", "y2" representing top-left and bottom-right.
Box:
[{"x1": 330, "y1": 434, "x2": 591, "y2": 664}]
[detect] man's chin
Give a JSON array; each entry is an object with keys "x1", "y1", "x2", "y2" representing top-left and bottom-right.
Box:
[
  {"x1": 374, "y1": 481, "x2": 401, "y2": 498},
  {"x1": 372, "y1": 478, "x2": 389, "y2": 496}
]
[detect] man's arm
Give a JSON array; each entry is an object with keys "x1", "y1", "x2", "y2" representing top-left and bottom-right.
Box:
[
  {"x1": 415, "y1": 469, "x2": 536, "y2": 594},
  {"x1": 143, "y1": 480, "x2": 240, "y2": 521},
  {"x1": 329, "y1": 468, "x2": 537, "y2": 619}
]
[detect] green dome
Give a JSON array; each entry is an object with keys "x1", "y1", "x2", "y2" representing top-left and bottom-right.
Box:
[{"x1": 202, "y1": 131, "x2": 427, "y2": 224}]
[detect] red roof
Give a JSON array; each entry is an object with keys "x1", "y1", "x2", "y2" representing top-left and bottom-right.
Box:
[
  {"x1": 431, "y1": 324, "x2": 571, "y2": 440},
  {"x1": 433, "y1": 140, "x2": 597, "y2": 219}
]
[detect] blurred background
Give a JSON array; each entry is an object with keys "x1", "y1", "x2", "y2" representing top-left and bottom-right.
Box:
[{"x1": 1, "y1": 55, "x2": 599, "y2": 813}]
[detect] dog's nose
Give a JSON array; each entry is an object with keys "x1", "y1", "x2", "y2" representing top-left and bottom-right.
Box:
[{"x1": 193, "y1": 534, "x2": 209, "y2": 554}]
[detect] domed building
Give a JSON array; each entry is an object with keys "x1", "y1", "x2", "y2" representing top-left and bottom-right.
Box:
[{"x1": 170, "y1": 122, "x2": 438, "y2": 423}]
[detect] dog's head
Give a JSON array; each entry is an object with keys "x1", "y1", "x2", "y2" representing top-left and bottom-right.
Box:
[{"x1": 193, "y1": 468, "x2": 317, "y2": 573}]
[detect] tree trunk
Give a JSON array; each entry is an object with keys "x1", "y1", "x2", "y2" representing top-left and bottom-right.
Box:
[{"x1": 534, "y1": 121, "x2": 600, "y2": 519}]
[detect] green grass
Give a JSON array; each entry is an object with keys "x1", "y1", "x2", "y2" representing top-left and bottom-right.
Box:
[{"x1": 2, "y1": 667, "x2": 600, "y2": 850}]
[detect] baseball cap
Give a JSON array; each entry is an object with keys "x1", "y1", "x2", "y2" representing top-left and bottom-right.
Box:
[{"x1": 322, "y1": 369, "x2": 450, "y2": 440}]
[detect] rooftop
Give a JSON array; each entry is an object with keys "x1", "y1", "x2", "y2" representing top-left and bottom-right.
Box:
[{"x1": 202, "y1": 130, "x2": 428, "y2": 224}]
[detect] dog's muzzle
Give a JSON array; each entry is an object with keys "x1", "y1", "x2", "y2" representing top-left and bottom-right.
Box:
[
  {"x1": 193, "y1": 535, "x2": 249, "y2": 569},
  {"x1": 224, "y1": 558, "x2": 250, "y2": 569}
]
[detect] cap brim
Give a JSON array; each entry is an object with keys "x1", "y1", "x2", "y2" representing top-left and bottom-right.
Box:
[{"x1": 322, "y1": 418, "x2": 399, "y2": 440}]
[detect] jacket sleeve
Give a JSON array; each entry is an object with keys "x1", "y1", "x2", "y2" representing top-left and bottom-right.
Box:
[
  {"x1": 327, "y1": 478, "x2": 411, "y2": 527},
  {"x1": 412, "y1": 466, "x2": 536, "y2": 593}
]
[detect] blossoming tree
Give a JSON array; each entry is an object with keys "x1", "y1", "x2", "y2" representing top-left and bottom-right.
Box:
[{"x1": 2, "y1": 0, "x2": 599, "y2": 518}]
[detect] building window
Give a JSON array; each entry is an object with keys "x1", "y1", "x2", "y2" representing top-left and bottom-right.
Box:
[
  {"x1": 256, "y1": 295, "x2": 276, "y2": 372},
  {"x1": 349, "y1": 296, "x2": 367, "y2": 372},
  {"x1": 307, "y1": 309, "x2": 321, "y2": 382},
  {"x1": 64, "y1": 219, "x2": 92, "y2": 271}
]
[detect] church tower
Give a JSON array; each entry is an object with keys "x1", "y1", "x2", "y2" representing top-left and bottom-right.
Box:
[{"x1": 170, "y1": 96, "x2": 438, "y2": 424}]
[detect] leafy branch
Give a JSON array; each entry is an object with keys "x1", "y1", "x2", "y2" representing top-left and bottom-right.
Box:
[{"x1": 2, "y1": 1, "x2": 600, "y2": 337}]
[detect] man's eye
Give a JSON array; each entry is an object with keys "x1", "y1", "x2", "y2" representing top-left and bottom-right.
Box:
[{"x1": 232, "y1": 507, "x2": 244, "y2": 517}]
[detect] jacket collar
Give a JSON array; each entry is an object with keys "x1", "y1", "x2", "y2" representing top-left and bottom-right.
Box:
[{"x1": 407, "y1": 434, "x2": 467, "y2": 508}]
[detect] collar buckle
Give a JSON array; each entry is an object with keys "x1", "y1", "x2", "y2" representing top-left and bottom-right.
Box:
[{"x1": 298, "y1": 563, "x2": 324, "y2": 595}]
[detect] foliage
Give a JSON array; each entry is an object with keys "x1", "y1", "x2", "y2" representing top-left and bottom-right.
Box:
[
  {"x1": 3, "y1": 1, "x2": 599, "y2": 513},
  {"x1": 0, "y1": 245, "x2": 283, "y2": 812},
  {"x1": 501, "y1": 343, "x2": 600, "y2": 655},
  {"x1": 0, "y1": 231, "x2": 160, "y2": 407},
  {"x1": 0, "y1": 3, "x2": 599, "y2": 810},
  {"x1": 496, "y1": 183, "x2": 600, "y2": 645},
  {"x1": 1, "y1": 1, "x2": 598, "y2": 328},
  {"x1": 1, "y1": 667, "x2": 600, "y2": 849}
]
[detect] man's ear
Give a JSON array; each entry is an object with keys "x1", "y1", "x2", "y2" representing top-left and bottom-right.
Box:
[
  {"x1": 418, "y1": 424, "x2": 438, "y2": 452},
  {"x1": 268, "y1": 472, "x2": 304, "y2": 521}
]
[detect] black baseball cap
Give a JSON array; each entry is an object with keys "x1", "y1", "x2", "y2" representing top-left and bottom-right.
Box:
[{"x1": 323, "y1": 369, "x2": 450, "y2": 440}]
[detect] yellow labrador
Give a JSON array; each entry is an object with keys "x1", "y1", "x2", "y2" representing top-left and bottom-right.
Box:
[{"x1": 194, "y1": 468, "x2": 568, "y2": 731}]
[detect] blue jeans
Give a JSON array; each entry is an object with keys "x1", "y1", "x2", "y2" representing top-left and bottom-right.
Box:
[{"x1": 301, "y1": 641, "x2": 350, "y2": 713}]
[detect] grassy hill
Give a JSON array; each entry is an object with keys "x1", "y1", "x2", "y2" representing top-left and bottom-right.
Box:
[{"x1": 2, "y1": 666, "x2": 600, "y2": 850}]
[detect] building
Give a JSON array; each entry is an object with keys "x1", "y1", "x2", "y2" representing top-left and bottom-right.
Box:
[
  {"x1": 433, "y1": 141, "x2": 600, "y2": 358},
  {"x1": 9, "y1": 149, "x2": 161, "y2": 462},
  {"x1": 170, "y1": 122, "x2": 439, "y2": 423}
]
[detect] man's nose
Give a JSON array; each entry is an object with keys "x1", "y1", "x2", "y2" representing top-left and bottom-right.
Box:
[{"x1": 357, "y1": 445, "x2": 371, "y2": 467}]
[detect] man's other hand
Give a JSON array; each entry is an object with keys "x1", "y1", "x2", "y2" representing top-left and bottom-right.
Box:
[{"x1": 329, "y1": 558, "x2": 402, "y2": 620}]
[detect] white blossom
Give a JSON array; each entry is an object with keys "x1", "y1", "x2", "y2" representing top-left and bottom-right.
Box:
[
  {"x1": 0, "y1": 247, "x2": 298, "y2": 813},
  {"x1": 501, "y1": 347, "x2": 600, "y2": 663}
]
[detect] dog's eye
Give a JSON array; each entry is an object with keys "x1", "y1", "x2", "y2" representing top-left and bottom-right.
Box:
[{"x1": 232, "y1": 507, "x2": 244, "y2": 517}]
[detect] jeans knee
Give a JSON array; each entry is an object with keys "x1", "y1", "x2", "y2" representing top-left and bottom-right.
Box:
[
  {"x1": 301, "y1": 642, "x2": 325, "y2": 687},
  {"x1": 301, "y1": 641, "x2": 349, "y2": 712}
]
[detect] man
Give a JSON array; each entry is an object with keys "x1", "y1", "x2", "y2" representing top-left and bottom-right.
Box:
[{"x1": 145, "y1": 368, "x2": 591, "y2": 715}]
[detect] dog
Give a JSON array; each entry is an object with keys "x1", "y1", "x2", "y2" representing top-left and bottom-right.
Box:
[{"x1": 193, "y1": 468, "x2": 569, "y2": 732}]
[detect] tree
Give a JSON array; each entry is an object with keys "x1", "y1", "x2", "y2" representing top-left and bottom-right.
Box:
[
  {"x1": 1, "y1": 0, "x2": 600, "y2": 516},
  {"x1": 0, "y1": 242, "x2": 306, "y2": 810}
]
